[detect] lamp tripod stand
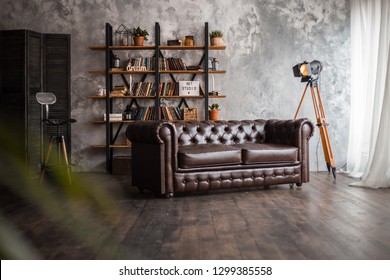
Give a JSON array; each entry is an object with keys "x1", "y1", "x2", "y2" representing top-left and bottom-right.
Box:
[{"x1": 293, "y1": 78, "x2": 336, "y2": 178}]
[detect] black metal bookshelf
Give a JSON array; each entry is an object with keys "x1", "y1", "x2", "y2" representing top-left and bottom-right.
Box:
[{"x1": 90, "y1": 22, "x2": 225, "y2": 173}]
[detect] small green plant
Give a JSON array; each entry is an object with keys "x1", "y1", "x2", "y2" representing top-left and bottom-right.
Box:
[
  {"x1": 131, "y1": 26, "x2": 149, "y2": 41},
  {"x1": 209, "y1": 103, "x2": 220, "y2": 111},
  {"x1": 209, "y1": 30, "x2": 223, "y2": 38}
]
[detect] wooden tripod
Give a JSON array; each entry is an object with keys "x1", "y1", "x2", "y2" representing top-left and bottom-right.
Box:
[
  {"x1": 39, "y1": 135, "x2": 72, "y2": 185},
  {"x1": 293, "y1": 80, "x2": 336, "y2": 178},
  {"x1": 39, "y1": 119, "x2": 74, "y2": 185}
]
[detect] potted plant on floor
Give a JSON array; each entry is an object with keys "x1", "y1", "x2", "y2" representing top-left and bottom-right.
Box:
[
  {"x1": 209, "y1": 103, "x2": 220, "y2": 120},
  {"x1": 209, "y1": 30, "x2": 223, "y2": 46},
  {"x1": 131, "y1": 26, "x2": 149, "y2": 46}
]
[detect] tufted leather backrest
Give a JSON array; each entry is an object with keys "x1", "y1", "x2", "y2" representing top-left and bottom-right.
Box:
[{"x1": 174, "y1": 120, "x2": 266, "y2": 146}]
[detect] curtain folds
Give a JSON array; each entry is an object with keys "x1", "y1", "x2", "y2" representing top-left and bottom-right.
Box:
[{"x1": 347, "y1": 0, "x2": 390, "y2": 188}]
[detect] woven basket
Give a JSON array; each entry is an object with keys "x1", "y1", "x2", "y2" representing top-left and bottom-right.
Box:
[{"x1": 183, "y1": 108, "x2": 198, "y2": 121}]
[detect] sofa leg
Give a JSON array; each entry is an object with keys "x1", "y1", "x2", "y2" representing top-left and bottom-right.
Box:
[
  {"x1": 264, "y1": 185, "x2": 270, "y2": 190},
  {"x1": 290, "y1": 183, "x2": 303, "y2": 189},
  {"x1": 164, "y1": 192, "x2": 174, "y2": 198}
]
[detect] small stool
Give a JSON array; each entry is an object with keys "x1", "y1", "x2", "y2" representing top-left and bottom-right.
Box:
[{"x1": 39, "y1": 118, "x2": 76, "y2": 185}]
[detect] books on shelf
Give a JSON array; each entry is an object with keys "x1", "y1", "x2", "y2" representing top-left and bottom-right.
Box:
[
  {"x1": 159, "y1": 82, "x2": 179, "y2": 96},
  {"x1": 161, "y1": 57, "x2": 187, "y2": 71},
  {"x1": 103, "y1": 113, "x2": 123, "y2": 121},
  {"x1": 131, "y1": 106, "x2": 184, "y2": 121},
  {"x1": 161, "y1": 106, "x2": 183, "y2": 120},
  {"x1": 124, "y1": 56, "x2": 193, "y2": 71},
  {"x1": 134, "y1": 106, "x2": 158, "y2": 120},
  {"x1": 128, "y1": 82, "x2": 155, "y2": 96},
  {"x1": 125, "y1": 57, "x2": 154, "y2": 71}
]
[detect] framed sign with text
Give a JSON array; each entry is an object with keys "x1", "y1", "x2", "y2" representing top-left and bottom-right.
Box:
[{"x1": 179, "y1": 81, "x2": 199, "y2": 96}]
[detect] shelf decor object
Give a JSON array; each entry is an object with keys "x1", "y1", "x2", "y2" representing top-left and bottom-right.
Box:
[
  {"x1": 209, "y1": 30, "x2": 223, "y2": 46},
  {"x1": 131, "y1": 26, "x2": 149, "y2": 46},
  {"x1": 208, "y1": 103, "x2": 220, "y2": 120},
  {"x1": 183, "y1": 108, "x2": 198, "y2": 121},
  {"x1": 114, "y1": 24, "x2": 131, "y2": 46},
  {"x1": 179, "y1": 81, "x2": 199, "y2": 96}
]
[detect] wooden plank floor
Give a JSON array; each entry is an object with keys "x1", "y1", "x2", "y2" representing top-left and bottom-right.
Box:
[{"x1": 1, "y1": 172, "x2": 390, "y2": 259}]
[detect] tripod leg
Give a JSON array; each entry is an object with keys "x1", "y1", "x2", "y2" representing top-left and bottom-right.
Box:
[
  {"x1": 40, "y1": 136, "x2": 55, "y2": 184},
  {"x1": 59, "y1": 136, "x2": 72, "y2": 185},
  {"x1": 326, "y1": 163, "x2": 331, "y2": 173},
  {"x1": 311, "y1": 85, "x2": 336, "y2": 179},
  {"x1": 293, "y1": 83, "x2": 310, "y2": 121}
]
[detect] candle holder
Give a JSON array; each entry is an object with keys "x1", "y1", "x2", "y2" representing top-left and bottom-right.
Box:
[
  {"x1": 114, "y1": 24, "x2": 132, "y2": 46},
  {"x1": 126, "y1": 74, "x2": 133, "y2": 96}
]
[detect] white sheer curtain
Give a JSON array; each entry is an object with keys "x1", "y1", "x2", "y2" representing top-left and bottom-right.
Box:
[{"x1": 347, "y1": 0, "x2": 390, "y2": 188}]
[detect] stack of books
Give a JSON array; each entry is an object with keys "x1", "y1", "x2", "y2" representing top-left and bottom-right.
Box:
[{"x1": 103, "y1": 113, "x2": 123, "y2": 121}]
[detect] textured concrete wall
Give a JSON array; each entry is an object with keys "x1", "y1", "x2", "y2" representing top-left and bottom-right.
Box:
[{"x1": 0, "y1": 0, "x2": 350, "y2": 172}]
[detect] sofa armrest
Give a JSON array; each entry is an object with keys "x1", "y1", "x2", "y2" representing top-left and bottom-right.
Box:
[
  {"x1": 264, "y1": 118, "x2": 314, "y2": 146},
  {"x1": 126, "y1": 120, "x2": 177, "y2": 195},
  {"x1": 126, "y1": 120, "x2": 176, "y2": 145},
  {"x1": 265, "y1": 118, "x2": 314, "y2": 182}
]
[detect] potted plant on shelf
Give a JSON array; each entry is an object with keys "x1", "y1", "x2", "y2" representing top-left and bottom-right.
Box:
[
  {"x1": 131, "y1": 26, "x2": 149, "y2": 46},
  {"x1": 209, "y1": 30, "x2": 223, "y2": 46},
  {"x1": 209, "y1": 103, "x2": 220, "y2": 120}
]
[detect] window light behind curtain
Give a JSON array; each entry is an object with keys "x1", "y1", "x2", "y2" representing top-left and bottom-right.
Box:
[{"x1": 347, "y1": 0, "x2": 390, "y2": 188}]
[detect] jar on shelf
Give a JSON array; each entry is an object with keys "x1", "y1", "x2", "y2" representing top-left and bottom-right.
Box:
[
  {"x1": 208, "y1": 58, "x2": 213, "y2": 69},
  {"x1": 114, "y1": 55, "x2": 120, "y2": 68},
  {"x1": 212, "y1": 58, "x2": 219, "y2": 71},
  {"x1": 123, "y1": 105, "x2": 132, "y2": 120},
  {"x1": 184, "y1": 36, "x2": 194, "y2": 46}
]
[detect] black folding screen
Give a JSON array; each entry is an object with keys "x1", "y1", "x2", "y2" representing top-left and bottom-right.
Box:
[{"x1": 0, "y1": 30, "x2": 70, "y2": 173}]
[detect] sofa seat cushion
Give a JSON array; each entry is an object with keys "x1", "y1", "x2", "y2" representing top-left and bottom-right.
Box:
[
  {"x1": 178, "y1": 144, "x2": 242, "y2": 169},
  {"x1": 234, "y1": 143, "x2": 298, "y2": 164}
]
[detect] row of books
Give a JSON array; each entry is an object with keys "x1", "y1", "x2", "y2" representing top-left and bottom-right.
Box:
[
  {"x1": 125, "y1": 57, "x2": 154, "y2": 71},
  {"x1": 128, "y1": 82, "x2": 200, "y2": 96},
  {"x1": 134, "y1": 106, "x2": 158, "y2": 120},
  {"x1": 133, "y1": 106, "x2": 184, "y2": 120},
  {"x1": 159, "y1": 57, "x2": 187, "y2": 71},
  {"x1": 161, "y1": 106, "x2": 183, "y2": 120},
  {"x1": 129, "y1": 82, "x2": 155, "y2": 96},
  {"x1": 124, "y1": 57, "x2": 190, "y2": 71}
]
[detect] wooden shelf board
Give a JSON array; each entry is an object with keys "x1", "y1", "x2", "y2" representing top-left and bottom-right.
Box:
[
  {"x1": 91, "y1": 120, "x2": 135, "y2": 124},
  {"x1": 209, "y1": 45, "x2": 226, "y2": 50},
  {"x1": 209, "y1": 95, "x2": 226, "y2": 98},
  {"x1": 89, "y1": 45, "x2": 226, "y2": 51},
  {"x1": 160, "y1": 70, "x2": 225, "y2": 74},
  {"x1": 89, "y1": 70, "x2": 225, "y2": 75},
  {"x1": 90, "y1": 95, "x2": 209, "y2": 99},
  {"x1": 109, "y1": 70, "x2": 155, "y2": 74},
  {"x1": 110, "y1": 45, "x2": 155, "y2": 50},
  {"x1": 89, "y1": 70, "x2": 105, "y2": 74},
  {"x1": 160, "y1": 96, "x2": 204, "y2": 99},
  {"x1": 209, "y1": 70, "x2": 226, "y2": 74},
  {"x1": 91, "y1": 144, "x2": 132, "y2": 148},
  {"x1": 89, "y1": 95, "x2": 155, "y2": 99},
  {"x1": 160, "y1": 45, "x2": 226, "y2": 50},
  {"x1": 160, "y1": 70, "x2": 203, "y2": 74}
]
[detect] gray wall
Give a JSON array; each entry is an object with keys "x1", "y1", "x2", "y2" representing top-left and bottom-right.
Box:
[{"x1": 0, "y1": 0, "x2": 350, "y2": 172}]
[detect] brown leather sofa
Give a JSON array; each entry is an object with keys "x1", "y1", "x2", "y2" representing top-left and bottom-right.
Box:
[{"x1": 126, "y1": 118, "x2": 314, "y2": 197}]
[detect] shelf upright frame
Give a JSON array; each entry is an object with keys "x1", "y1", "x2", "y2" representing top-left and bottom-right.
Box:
[
  {"x1": 105, "y1": 22, "x2": 114, "y2": 173},
  {"x1": 204, "y1": 22, "x2": 209, "y2": 120},
  {"x1": 155, "y1": 22, "x2": 161, "y2": 120}
]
